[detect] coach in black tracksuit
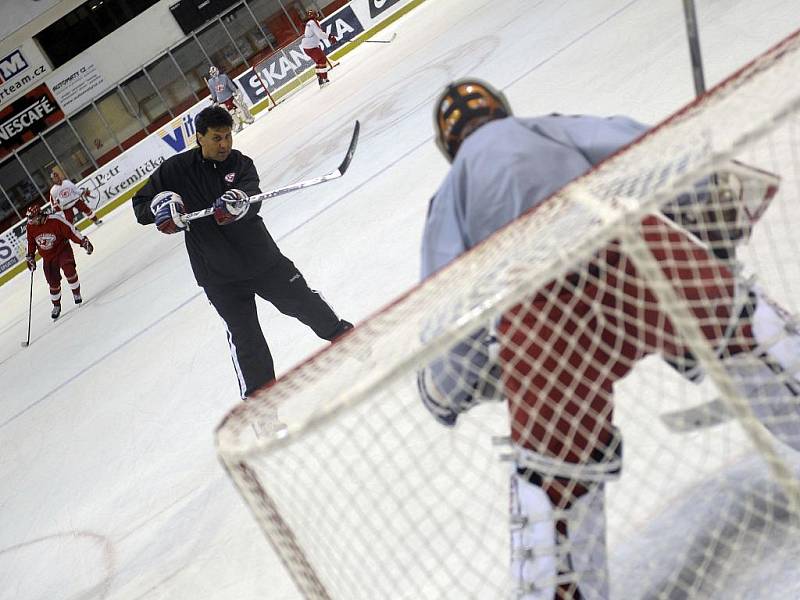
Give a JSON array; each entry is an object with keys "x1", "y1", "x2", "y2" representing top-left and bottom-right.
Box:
[{"x1": 133, "y1": 105, "x2": 351, "y2": 398}]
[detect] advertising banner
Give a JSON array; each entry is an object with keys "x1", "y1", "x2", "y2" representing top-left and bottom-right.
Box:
[
  {"x1": 0, "y1": 221, "x2": 27, "y2": 272},
  {"x1": 0, "y1": 41, "x2": 50, "y2": 108},
  {"x1": 367, "y1": 0, "x2": 403, "y2": 18},
  {"x1": 77, "y1": 98, "x2": 212, "y2": 206},
  {"x1": 0, "y1": 83, "x2": 64, "y2": 160},
  {"x1": 239, "y1": 5, "x2": 364, "y2": 106},
  {"x1": 47, "y1": 58, "x2": 107, "y2": 116}
]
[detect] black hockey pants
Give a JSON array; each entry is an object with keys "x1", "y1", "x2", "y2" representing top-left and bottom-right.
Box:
[{"x1": 204, "y1": 255, "x2": 344, "y2": 398}]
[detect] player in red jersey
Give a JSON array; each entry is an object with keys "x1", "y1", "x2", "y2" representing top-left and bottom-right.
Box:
[
  {"x1": 25, "y1": 204, "x2": 94, "y2": 320},
  {"x1": 49, "y1": 167, "x2": 102, "y2": 226}
]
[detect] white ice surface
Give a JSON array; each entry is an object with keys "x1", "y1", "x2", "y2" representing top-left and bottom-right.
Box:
[{"x1": 1, "y1": 0, "x2": 800, "y2": 598}]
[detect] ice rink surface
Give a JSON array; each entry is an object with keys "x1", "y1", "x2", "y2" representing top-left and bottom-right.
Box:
[{"x1": 1, "y1": 0, "x2": 799, "y2": 598}]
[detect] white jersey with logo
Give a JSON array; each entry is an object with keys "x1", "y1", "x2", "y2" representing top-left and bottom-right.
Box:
[
  {"x1": 50, "y1": 179, "x2": 86, "y2": 211},
  {"x1": 301, "y1": 18, "x2": 329, "y2": 49}
]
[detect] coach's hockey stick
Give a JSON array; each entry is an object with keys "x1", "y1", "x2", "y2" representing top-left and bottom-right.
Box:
[
  {"x1": 182, "y1": 120, "x2": 360, "y2": 224},
  {"x1": 363, "y1": 32, "x2": 397, "y2": 44}
]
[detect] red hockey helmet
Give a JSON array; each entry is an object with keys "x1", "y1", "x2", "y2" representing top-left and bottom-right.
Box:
[
  {"x1": 433, "y1": 79, "x2": 511, "y2": 162},
  {"x1": 305, "y1": 8, "x2": 318, "y2": 21},
  {"x1": 26, "y1": 204, "x2": 43, "y2": 222}
]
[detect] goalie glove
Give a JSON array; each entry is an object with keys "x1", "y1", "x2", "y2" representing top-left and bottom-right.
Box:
[
  {"x1": 417, "y1": 332, "x2": 503, "y2": 427},
  {"x1": 150, "y1": 191, "x2": 187, "y2": 234},
  {"x1": 213, "y1": 189, "x2": 250, "y2": 225}
]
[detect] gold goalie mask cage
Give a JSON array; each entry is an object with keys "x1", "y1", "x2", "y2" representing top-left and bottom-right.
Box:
[{"x1": 433, "y1": 79, "x2": 512, "y2": 162}]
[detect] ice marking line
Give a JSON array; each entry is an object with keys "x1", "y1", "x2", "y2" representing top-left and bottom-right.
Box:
[
  {"x1": 504, "y1": 0, "x2": 643, "y2": 89},
  {"x1": 0, "y1": 530, "x2": 116, "y2": 599},
  {"x1": 0, "y1": 291, "x2": 204, "y2": 430}
]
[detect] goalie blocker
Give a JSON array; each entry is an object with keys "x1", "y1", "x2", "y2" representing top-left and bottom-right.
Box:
[{"x1": 419, "y1": 79, "x2": 800, "y2": 599}]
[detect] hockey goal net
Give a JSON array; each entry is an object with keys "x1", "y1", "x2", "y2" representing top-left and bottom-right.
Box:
[{"x1": 216, "y1": 29, "x2": 800, "y2": 599}]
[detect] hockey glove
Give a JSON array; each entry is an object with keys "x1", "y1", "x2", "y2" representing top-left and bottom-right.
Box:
[
  {"x1": 26, "y1": 254, "x2": 36, "y2": 271},
  {"x1": 417, "y1": 332, "x2": 503, "y2": 427},
  {"x1": 150, "y1": 191, "x2": 188, "y2": 234},
  {"x1": 213, "y1": 189, "x2": 250, "y2": 225},
  {"x1": 328, "y1": 35, "x2": 337, "y2": 45},
  {"x1": 81, "y1": 237, "x2": 94, "y2": 255},
  {"x1": 417, "y1": 366, "x2": 459, "y2": 427}
]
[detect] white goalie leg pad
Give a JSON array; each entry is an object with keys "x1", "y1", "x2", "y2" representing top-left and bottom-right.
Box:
[
  {"x1": 566, "y1": 483, "x2": 610, "y2": 600},
  {"x1": 510, "y1": 473, "x2": 610, "y2": 600},
  {"x1": 511, "y1": 442, "x2": 618, "y2": 600},
  {"x1": 233, "y1": 92, "x2": 254, "y2": 124},
  {"x1": 722, "y1": 286, "x2": 800, "y2": 450},
  {"x1": 510, "y1": 472, "x2": 557, "y2": 600}
]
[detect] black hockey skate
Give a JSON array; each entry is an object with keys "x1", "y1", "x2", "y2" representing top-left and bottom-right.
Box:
[
  {"x1": 51, "y1": 304, "x2": 61, "y2": 320},
  {"x1": 73, "y1": 293, "x2": 82, "y2": 305}
]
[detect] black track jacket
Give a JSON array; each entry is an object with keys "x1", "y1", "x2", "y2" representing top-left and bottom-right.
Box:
[{"x1": 132, "y1": 147, "x2": 282, "y2": 286}]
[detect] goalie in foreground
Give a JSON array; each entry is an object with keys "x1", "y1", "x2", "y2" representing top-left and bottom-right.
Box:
[{"x1": 418, "y1": 79, "x2": 800, "y2": 599}]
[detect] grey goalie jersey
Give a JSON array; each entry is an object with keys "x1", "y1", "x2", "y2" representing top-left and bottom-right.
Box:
[
  {"x1": 421, "y1": 114, "x2": 649, "y2": 279},
  {"x1": 207, "y1": 73, "x2": 238, "y2": 103},
  {"x1": 418, "y1": 114, "x2": 648, "y2": 425}
]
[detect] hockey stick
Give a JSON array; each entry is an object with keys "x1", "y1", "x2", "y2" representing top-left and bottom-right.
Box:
[
  {"x1": 182, "y1": 120, "x2": 360, "y2": 224},
  {"x1": 21, "y1": 268, "x2": 34, "y2": 347},
  {"x1": 363, "y1": 32, "x2": 397, "y2": 44},
  {"x1": 84, "y1": 188, "x2": 101, "y2": 211}
]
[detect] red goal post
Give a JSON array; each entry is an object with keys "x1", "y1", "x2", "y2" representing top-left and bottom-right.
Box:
[{"x1": 216, "y1": 28, "x2": 800, "y2": 599}]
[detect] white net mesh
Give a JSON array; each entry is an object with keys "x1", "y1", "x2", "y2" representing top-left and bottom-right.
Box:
[{"x1": 217, "y1": 29, "x2": 800, "y2": 599}]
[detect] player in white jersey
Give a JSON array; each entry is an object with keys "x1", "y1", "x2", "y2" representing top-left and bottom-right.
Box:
[
  {"x1": 417, "y1": 79, "x2": 800, "y2": 599},
  {"x1": 49, "y1": 168, "x2": 102, "y2": 226},
  {"x1": 300, "y1": 9, "x2": 337, "y2": 88},
  {"x1": 207, "y1": 66, "x2": 253, "y2": 132}
]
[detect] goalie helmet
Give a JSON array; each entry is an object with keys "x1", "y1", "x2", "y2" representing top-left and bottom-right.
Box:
[
  {"x1": 209, "y1": 65, "x2": 219, "y2": 78},
  {"x1": 433, "y1": 79, "x2": 511, "y2": 162}
]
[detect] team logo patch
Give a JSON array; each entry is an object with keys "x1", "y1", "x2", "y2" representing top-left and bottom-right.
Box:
[
  {"x1": 225, "y1": 172, "x2": 236, "y2": 183},
  {"x1": 35, "y1": 232, "x2": 57, "y2": 251}
]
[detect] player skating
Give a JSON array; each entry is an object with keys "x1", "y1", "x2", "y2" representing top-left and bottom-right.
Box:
[
  {"x1": 300, "y1": 9, "x2": 337, "y2": 88},
  {"x1": 49, "y1": 167, "x2": 102, "y2": 226},
  {"x1": 417, "y1": 79, "x2": 800, "y2": 599},
  {"x1": 132, "y1": 105, "x2": 353, "y2": 400},
  {"x1": 25, "y1": 204, "x2": 94, "y2": 320},
  {"x1": 206, "y1": 66, "x2": 253, "y2": 132}
]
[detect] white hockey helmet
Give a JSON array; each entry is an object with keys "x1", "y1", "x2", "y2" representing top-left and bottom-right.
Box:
[{"x1": 209, "y1": 65, "x2": 219, "y2": 78}]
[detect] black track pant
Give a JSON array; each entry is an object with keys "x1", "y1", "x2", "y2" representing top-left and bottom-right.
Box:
[{"x1": 204, "y1": 256, "x2": 342, "y2": 398}]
